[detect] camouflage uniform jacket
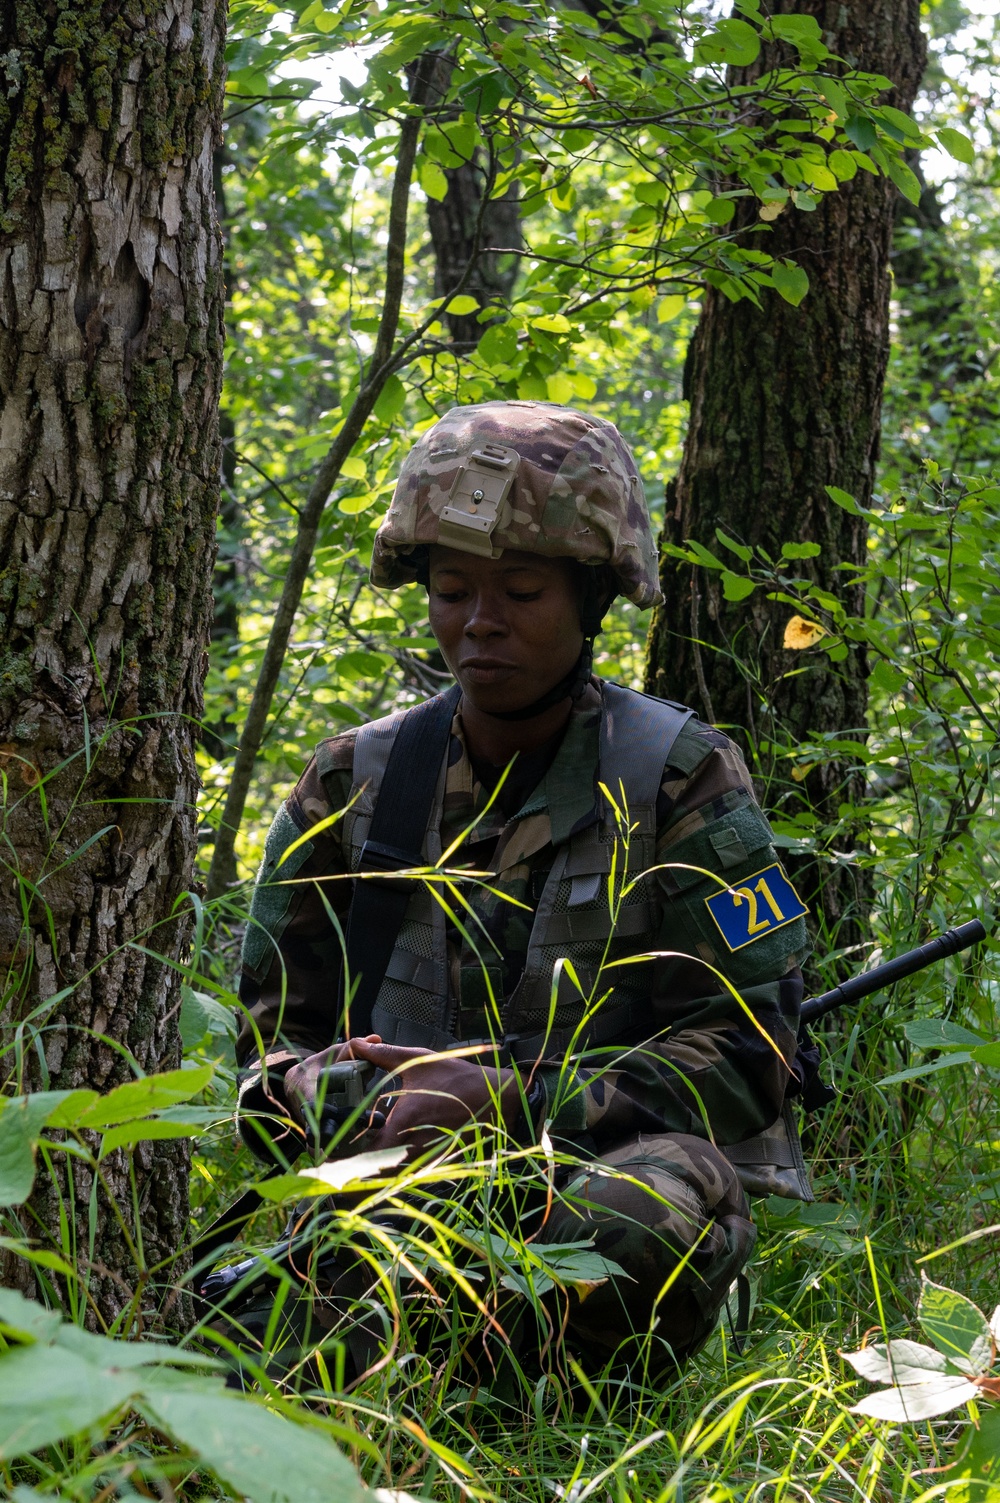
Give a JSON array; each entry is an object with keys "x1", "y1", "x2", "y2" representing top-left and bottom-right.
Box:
[{"x1": 236, "y1": 679, "x2": 809, "y2": 1160}]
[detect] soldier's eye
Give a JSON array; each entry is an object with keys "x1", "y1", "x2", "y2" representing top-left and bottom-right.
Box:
[
  {"x1": 508, "y1": 589, "x2": 543, "y2": 602},
  {"x1": 435, "y1": 589, "x2": 466, "y2": 603}
]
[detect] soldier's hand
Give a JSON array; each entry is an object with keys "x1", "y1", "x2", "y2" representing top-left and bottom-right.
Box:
[
  {"x1": 345, "y1": 1039, "x2": 522, "y2": 1155},
  {"x1": 284, "y1": 1035, "x2": 382, "y2": 1130}
]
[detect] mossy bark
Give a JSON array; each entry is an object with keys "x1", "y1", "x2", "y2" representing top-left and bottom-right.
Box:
[
  {"x1": 0, "y1": 0, "x2": 225, "y2": 1324},
  {"x1": 644, "y1": 0, "x2": 925, "y2": 952}
]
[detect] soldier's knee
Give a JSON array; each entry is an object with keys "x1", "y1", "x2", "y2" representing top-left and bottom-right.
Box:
[{"x1": 546, "y1": 1132, "x2": 755, "y2": 1366}]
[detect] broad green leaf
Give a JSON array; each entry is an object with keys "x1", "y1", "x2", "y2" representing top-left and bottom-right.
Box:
[
  {"x1": 721, "y1": 571, "x2": 755, "y2": 602},
  {"x1": 338, "y1": 492, "x2": 378, "y2": 515},
  {"x1": 0, "y1": 1288, "x2": 63, "y2": 1344},
  {"x1": 772, "y1": 261, "x2": 809, "y2": 307},
  {"x1": 180, "y1": 988, "x2": 236, "y2": 1050},
  {"x1": 852, "y1": 1374, "x2": 979, "y2": 1422},
  {"x1": 477, "y1": 322, "x2": 519, "y2": 365},
  {"x1": 336, "y1": 649, "x2": 389, "y2": 681},
  {"x1": 419, "y1": 159, "x2": 448, "y2": 201},
  {"x1": 919, "y1": 1277, "x2": 993, "y2": 1372},
  {"x1": 694, "y1": 17, "x2": 760, "y2": 67},
  {"x1": 445, "y1": 295, "x2": 480, "y2": 317},
  {"x1": 971, "y1": 1043, "x2": 1000, "y2": 1068},
  {"x1": 781, "y1": 541, "x2": 821, "y2": 559},
  {"x1": 138, "y1": 1384, "x2": 365, "y2": 1503},
  {"x1": 685, "y1": 539, "x2": 726, "y2": 570},
  {"x1": 100, "y1": 1119, "x2": 204, "y2": 1156},
  {"x1": 77, "y1": 1064, "x2": 213, "y2": 1130},
  {"x1": 879, "y1": 105, "x2": 922, "y2": 141},
  {"x1": 531, "y1": 314, "x2": 572, "y2": 335},
  {"x1": 937, "y1": 126, "x2": 975, "y2": 165},
  {"x1": 0, "y1": 1097, "x2": 59, "y2": 1207},
  {"x1": 904, "y1": 1019, "x2": 984, "y2": 1051},
  {"x1": 884, "y1": 155, "x2": 922, "y2": 206},
  {"x1": 0, "y1": 1343, "x2": 140, "y2": 1459},
  {"x1": 657, "y1": 295, "x2": 685, "y2": 323},
  {"x1": 341, "y1": 456, "x2": 367, "y2": 480},
  {"x1": 842, "y1": 1339, "x2": 947, "y2": 1386},
  {"x1": 845, "y1": 115, "x2": 877, "y2": 153},
  {"x1": 373, "y1": 373, "x2": 406, "y2": 422},
  {"x1": 547, "y1": 373, "x2": 574, "y2": 404},
  {"x1": 715, "y1": 529, "x2": 752, "y2": 562},
  {"x1": 943, "y1": 1403, "x2": 1000, "y2": 1491},
  {"x1": 828, "y1": 149, "x2": 857, "y2": 181},
  {"x1": 825, "y1": 485, "x2": 861, "y2": 514},
  {"x1": 877, "y1": 1053, "x2": 973, "y2": 1086}
]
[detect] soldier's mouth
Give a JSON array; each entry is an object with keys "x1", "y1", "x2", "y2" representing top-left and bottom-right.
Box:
[{"x1": 460, "y1": 658, "x2": 519, "y2": 685}]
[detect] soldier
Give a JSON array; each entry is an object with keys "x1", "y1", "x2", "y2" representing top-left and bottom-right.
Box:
[{"x1": 233, "y1": 400, "x2": 810, "y2": 1378}]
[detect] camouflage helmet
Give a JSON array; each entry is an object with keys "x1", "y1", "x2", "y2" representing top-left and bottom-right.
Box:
[{"x1": 370, "y1": 401, "x2": 663, "y2": 609}]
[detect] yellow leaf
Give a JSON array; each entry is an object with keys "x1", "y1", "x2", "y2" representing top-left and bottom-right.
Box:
[
  {"x1": 759, "y1": 201, "x2": 784, "y2": 221},
  {"x1": 783, "y1": 614, "x2": 826, "y2": 650},
  {"x1": 657, "y1": 295, "x2": 685, "y2": 323},
  {"x1": 790, "y1": 761, "x2": 817, "y2": 783},
  {"x1": 546, "y1": 373, "x2": 574, "y2": 404},
  {"x1": 341, "y1": 456, "x2": 367, "y2": 480}
]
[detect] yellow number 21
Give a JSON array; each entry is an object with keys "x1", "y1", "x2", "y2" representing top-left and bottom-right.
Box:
[{"x1": 733, "y1": 876, "x2": 786, "y2": 934}]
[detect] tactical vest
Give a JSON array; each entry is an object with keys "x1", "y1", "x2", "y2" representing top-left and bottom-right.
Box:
[{"x1": 341, "y1": 681, "x2": 813, "y2": 1202}]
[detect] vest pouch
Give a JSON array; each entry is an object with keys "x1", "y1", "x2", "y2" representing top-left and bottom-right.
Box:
[{"x1": 721, "y1": 1101, "x2": 814, "y2": 1202}]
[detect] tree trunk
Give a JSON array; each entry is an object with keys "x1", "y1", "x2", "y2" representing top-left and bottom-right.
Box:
[
  {"x1": 0, "y1": 0, "x2": 225, "y2": 1324},
  {"x1": 644, "y1": 0, "x2": 925, "y2": 953}
]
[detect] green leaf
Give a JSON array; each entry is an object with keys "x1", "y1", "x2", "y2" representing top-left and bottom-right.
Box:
[
  {"x1": 336, "y1": 650, "x2": 390, "y2": 681},
  {"x1": 373, "y1": 374, "x2": 406, "y2": 422},
  {"x1": 715, "y1": 529, "x2": 752, "y2": 563},
  {"x1": 685, "y1": 539, "x2": 726, "y2": 570},
  {"x1": 694, "y1": 17, "x2": 761, "y2": 67},
  {"x1": 944, "y1": 1404, "x2": 1000, "y2": 1490},
  {"x1": 0, "y1": 1097, "x2": 59, "y2": 1207},
  {"x1": 816, "y1": 77, "x2": 847, "y2": 118},
  {"x1": 704, "y1": 197, "x2": 736, "y2": 225},
  {"x1": 180, "y1": 988, "x2": 236, "y2": 1050},
  {"x1": 100, "y1": 1119, "x2": 205, "y2": 1156},
  {"x1": 937, "y1": 126, "x2": 975, "y2": 165},
  {"x1": 721, "y1": 571, "x2": 756, "y2": 602},
  {"x1": 138, "y1": 1384, "x2": 365, "y2": 1503},
  {"x1": 971, "y1": 1042, "x2": 1000, "y2": 1068},
  {"x1": 772, "y1": 261, "x2": 809, "y2": 306},
  {"x1": 825, "y1": 485, "x2": 861, "y2": 514},
  {"x1": 781, "y1": 541, "x2": 822, "y2": 559},
  {"x1": 341, "y1": 456, "x2": 367, "y2": 480},
  {"x1": 0, "y1": 1343, "x2": 139, "y2": 1459},
  {"x1": 877, "y1": 1053, "x2": 973, "y2": 1086},
  {"x1": 477, "y1": 322, "x2": 519, "y2": 365},
  {"x1": 419, "y1": 159, "x2": 448, "y2": 201},
  {"x1": 77, "y1": 1065, "x2": 214, "y2": 1130},
  {"x1": 546, "y1": 373, "x2": 574, "y2": 404},
  {"x1": 531, "y1": 314, "x2": 572, "y2": 335},
  {"x1": 884, "y1": 155, "x2": 922, "y2": 206},
  {"x1": 919, "y1": 1277, "x2": 993, "y2": 1372},
  {"x1": 657, "y1": 295, "x2": 685, "y2": 323},
  {"x1": 828, "y1": 149, "x2": 857, "y2": 181},
  {"x1": 255, "y1": 1147, "x2": 408, "y2": 1203},
  {"x1": 844, "y1": 115, "x2": 877, "y2": 152},
  {"x1": 444, "y1": 295, "x2": 480, "y2": 317},
  {"x1": 338, "y1": 492, "x2": 377, "y2": 515},
  {"x1": 904, "y1": 1019, "x2": 985, "y2": 1052},
  {"x1": 878, "y1": 105, "x2": 923, "y2": 141}
]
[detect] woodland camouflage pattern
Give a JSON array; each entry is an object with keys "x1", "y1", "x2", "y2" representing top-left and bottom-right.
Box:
[
  {"x1": 370, "y1": 401, "x2": 663, "y2": 608},
  {"x1": 236, "y1": 683, "x2": 808, "y2": 1367}
]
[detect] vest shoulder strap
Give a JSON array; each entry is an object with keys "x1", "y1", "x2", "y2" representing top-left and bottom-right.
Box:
[{"x1": 599, "y1": 682, "x2": 697, "y2": 817}]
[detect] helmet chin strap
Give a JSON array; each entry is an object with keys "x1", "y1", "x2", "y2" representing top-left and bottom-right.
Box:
[{"x1": 479, "y1": 639, "x2": 594, "y2": 723}]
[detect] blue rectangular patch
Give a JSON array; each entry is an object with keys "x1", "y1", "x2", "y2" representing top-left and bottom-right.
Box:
[{"x1": 704, "y1": 863, "x2": 808, "y2": 952}]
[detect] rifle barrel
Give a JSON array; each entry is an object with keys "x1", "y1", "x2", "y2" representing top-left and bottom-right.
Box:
[{"x1": 801, "y1": 919, "x2": 987, "y2": 1027}]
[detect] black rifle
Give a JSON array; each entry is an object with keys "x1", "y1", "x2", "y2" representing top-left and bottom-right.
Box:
[{"x1": 801, "y1": 918, "x2": 987, "y2": 1027}]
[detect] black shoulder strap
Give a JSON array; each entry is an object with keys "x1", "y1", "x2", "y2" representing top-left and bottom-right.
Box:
[{"x1": 343, "y1": 685, "x2": 460, "y2": 1038}]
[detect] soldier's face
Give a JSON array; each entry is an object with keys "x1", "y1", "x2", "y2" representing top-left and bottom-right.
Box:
[{"x1": 427, "y1": 546, "x2": 585, "y2": 713}]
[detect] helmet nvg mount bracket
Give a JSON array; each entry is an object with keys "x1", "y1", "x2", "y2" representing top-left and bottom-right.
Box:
[{"x1": 371, "y1": 400, "x2": 663, "y2": 612}]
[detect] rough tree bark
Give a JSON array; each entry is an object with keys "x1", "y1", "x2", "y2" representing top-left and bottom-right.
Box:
[
  {"x1": 0, "y1": 0, "x2": 225, "y2": 1322},
  {"x1": 644, "y1": 0, "x2": 926, "y2": 951},
  {"x1": 420, "y1": 55, "x2": 522, "y2": 347}
]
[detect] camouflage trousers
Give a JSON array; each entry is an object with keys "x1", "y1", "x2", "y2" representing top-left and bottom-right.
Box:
[
  {"x1": 537, "y1": 1131, "x2": 755, "y2": 1366},
  {"x1": 215, "y1": 1131, "x2": 754, "y2": 1385}
]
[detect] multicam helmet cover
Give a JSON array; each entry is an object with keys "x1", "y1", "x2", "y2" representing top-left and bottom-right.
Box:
[{"x1": 370, "y1": 401, "x2": 663, "y2": 608}]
